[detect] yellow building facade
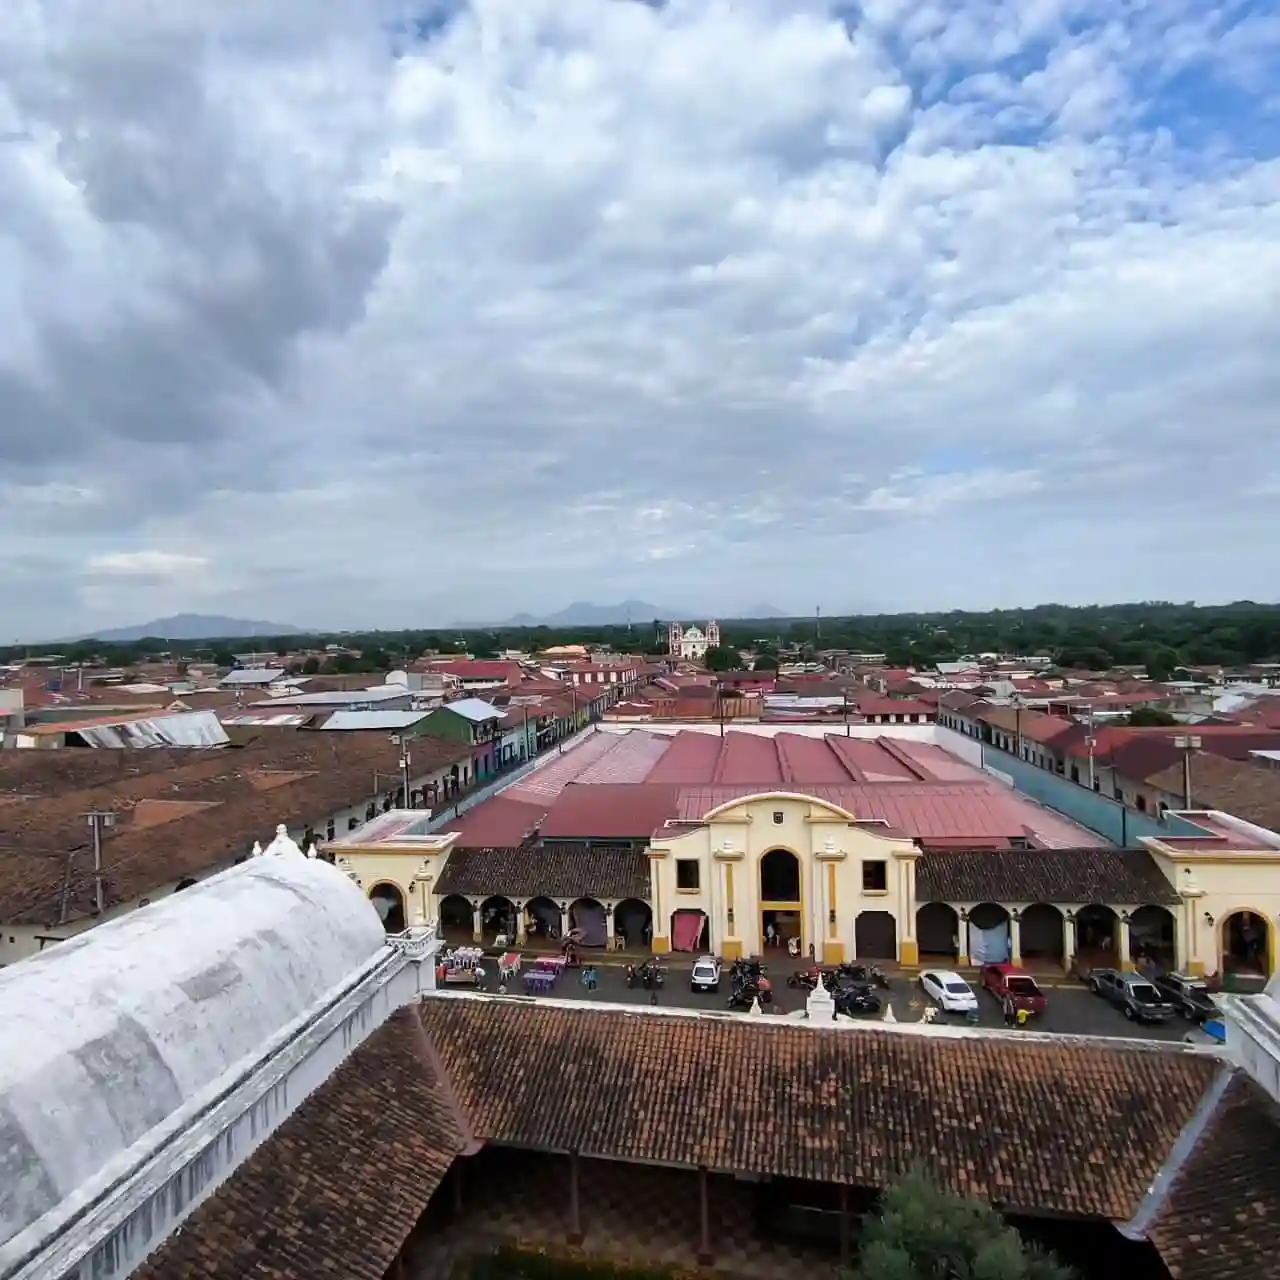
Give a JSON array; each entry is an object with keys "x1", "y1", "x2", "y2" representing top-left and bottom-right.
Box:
[{"x1": 328, "y1": 799, "x2": 1280, "y2": 984}]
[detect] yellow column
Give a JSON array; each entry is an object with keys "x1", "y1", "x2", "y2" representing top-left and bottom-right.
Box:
[
  {"x1": 721, "y1": 863, "x2": 741, "y2": 961},
  {"x1": 957, "y1": 910, "x2": 970, "y2": 968},
  {"x1": 822, "y1": 862, "x2": 843, "y2": 966},
  {"x1": 898, "y1": 858, "x2": 918, "y2": 967}
]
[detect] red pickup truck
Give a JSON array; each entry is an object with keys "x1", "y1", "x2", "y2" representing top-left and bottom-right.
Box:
[{"x1": 981, "y1": 963, "x2": 1047, "y2": 1016}]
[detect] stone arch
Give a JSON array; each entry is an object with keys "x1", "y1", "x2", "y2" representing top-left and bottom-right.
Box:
[
  {"x1": 368, "y1": 882, "x2": 406, "y2": 934},
  {"x1": 614, "y1": 898, "x2": 652, "y2": 950},
  {"x1": 916, "y1": 902, "x2": 959, "y2": 959},
  {"x1": 966, "y1": 902, "x2": 1011, "y2": 965},
  {"x1": 759, "y1": 847, "x2": 803, "y2": 954},
  {"x1": 1220, "y1": 908, "x2": 1274, "y2": 979},
  {"x1": 1019, "y1": 903, "x2": 1065, "y2": 964},
  {"x1": 855, "y1": 910, "x2": 898, "y2": 961},
  {"x1": 1075, "y1": 904, "x2": 1119, "y2": 967},
  {"x1": 438, "y1": 892, "x2": 473, "y2": 944},
  {"x1": 525, "y1": 895, "x2": 562, "y2": 941},
  {"x1": 759, "y1": 848, "x2": 802, "y2": 903},
  {"x1": 569, "y1": 897, "x2": 607, "y2": 948},
  {"x1": 479, "y1": 894, "x2": 517, "y2": 945},
  {"x1": 1128, "y1": 904, "x2": 1176, "y2": 971}
]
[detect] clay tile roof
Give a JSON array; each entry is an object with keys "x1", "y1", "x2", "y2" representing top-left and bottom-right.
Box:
[
  {"x1": 0, "y1": 734, "x2": 473, "y2": 927},
  {"x1": 434, "y1": 843, "x2": 651, "y2": 900},
  {"x1": 418, "y1": 998, "x2": 1216, "y2": 1220},
  {"x1": 135, "y1": 1008, "x2": 466, "y2": 1280},
  {"x1": 916, "y1": 846, "x2": 1179, "y2": 906},
  {"x1": 1145, "y1": 753, "x2": 1280, "y2": 833},
  {"x1": 1146, "y1": 1074, "x2": 1280, "y2": 1280}
]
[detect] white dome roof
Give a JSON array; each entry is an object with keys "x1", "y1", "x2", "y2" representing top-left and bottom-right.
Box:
[{"x1": 0, "y1": 855, "x2": 385, "y2": 1258}]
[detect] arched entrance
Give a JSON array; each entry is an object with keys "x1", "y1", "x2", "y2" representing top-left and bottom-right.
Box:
[
  {"x1": 1075, "y1": 904, "x2": 1119, "y2": 968},
  {"x1": 525, "y1": 895, "x2": 561, "y2": 943},
  {"x1": 1221, "y1": 910, "x2": 1273, "y2": 978},
  {"x1": 369, "y1": 882, "x2": 406, "y2": 934},
  {"x1": 1019, "y1": 903, "x2": 1065, "y2": 965},
  {"x1": 1128, "y1": 905, "x2": 1176, "y2": 972},
  {"x1": 671, "y1": 908, "x2": 709, "y2": 953},
  {"x1": 439, "y1": 893, "x2": 473, "y2": 944},
  {"x1": 916, "y1": 902, "x2": 959, "y2": 960},
  {"x1": 760, "y1": 848, "x2": 802, "y2": 953},
  {"x1": 967, "y1": 903, "x2": 1011, "y2": 965},
  {"x1": 174, "y1": 877, "x2": 197, "y2": 893},
  {"x1": 614, "y1": 898, "x2": 652, "y2": 950},
  {"x1": 855, "y1": 910, "x2": 897, "y2": 960},
  {"x1": 480, "y1": 895, "x2": 516, "y2": 945},
  {"x1": 569, "y1": 897, "x2": 607, "y2": 948}
]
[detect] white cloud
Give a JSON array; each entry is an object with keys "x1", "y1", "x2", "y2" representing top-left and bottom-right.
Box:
[
  {"x1": 0, "y1": 0, "x2": 1275, "y2": 637},
  {"x1": 87, "y1": 551, "x2": 210, "y2": 577}
]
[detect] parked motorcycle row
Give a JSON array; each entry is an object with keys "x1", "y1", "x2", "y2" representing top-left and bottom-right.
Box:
[
  {"x1": 624, "y1": 960, "x2": 665, "y2": 990},
  {"x1": 786, "y1": 962, "x2": 886, "y2": 1016},
  {"x1": 727, "y1": 958, "x2": 774, "y2": 1010}
]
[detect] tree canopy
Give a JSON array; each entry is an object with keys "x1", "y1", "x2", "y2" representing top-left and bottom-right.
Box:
[
  {"x1": 853, "y1": 1170, "x2": 1074, "y2": 1280},
  {"x1": 7, "y1": 601, "x2": 1277, "y2": 671}
]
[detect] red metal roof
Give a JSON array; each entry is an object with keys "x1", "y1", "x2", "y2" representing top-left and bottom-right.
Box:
[
  {"x1": 712, "y1": 733, "x2": 785, "y2": 784},
  {"x1": 538, "y1": 783, "x2": 683, "y2": 839},
  {"x1": 444, "y1": 796, "x2": 548, "y2": 846},
  {"x1": 427, "y1": 661, "x2": 521, "y2": 681},
  {"x1": 644, "y1": 732, "x2": 724, "y2": 784}
]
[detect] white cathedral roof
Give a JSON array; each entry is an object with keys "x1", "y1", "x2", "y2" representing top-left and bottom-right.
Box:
[{"x1": 0, "y1": 855, "x2": 385, "y2": 1267}]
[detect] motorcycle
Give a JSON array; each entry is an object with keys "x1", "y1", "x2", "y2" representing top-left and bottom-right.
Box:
[
  {"x1": 787, "y1": 966, "x2": 822, "y2": 991},
  {"x1": 635, "y1": 960, "x2": 664, "y2": 990},
  {"x1": 833, "y1": 984, "x2": 882, "y2": 1016},
  {"x1": 624, "y1": 964, "x2": 638, "y2": 988}
]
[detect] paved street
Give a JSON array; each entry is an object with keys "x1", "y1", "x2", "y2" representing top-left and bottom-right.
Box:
[{"x1": 469, "y1": 959, "x2": 1193, "y2": 1042}]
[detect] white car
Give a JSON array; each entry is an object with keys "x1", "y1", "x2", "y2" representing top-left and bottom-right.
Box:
[
  {"x1": 919, "y1": 970, "x2": 978, "y2": 1013},
  {"x1": 691, "y1": 956, "x2": 721, "y2": 993}
]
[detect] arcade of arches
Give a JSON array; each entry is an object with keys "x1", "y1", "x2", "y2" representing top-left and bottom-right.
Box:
[{"x1": 328, "y1": 792, "x2": 1280, "y2": 978}]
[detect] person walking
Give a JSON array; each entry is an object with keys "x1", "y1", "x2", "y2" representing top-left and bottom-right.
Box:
[{"x1": 1003, "y1": 996, "x2": 1016, "y2": 1028}]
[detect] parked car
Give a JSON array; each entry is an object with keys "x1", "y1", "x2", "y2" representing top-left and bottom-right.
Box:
[
  {"x1": 1154, "y1": 972, "x2": 1220, "y2": 1023},
  {"x1": 980, "y1": 963, "x2": 1047, "y2": 1015},
  {"x1": 919, "y1": 969, "x2": 979, "y2": 1013},
  {"x1": 690, "y1": 956, "x2": 721, "y2": 993},
  {"x1": 1182, "y1": 1018, "x2": 1227, "y2": 1047},
  {"x1": 1087, "y1": 969, "x2": 1176, "y2": 1023}
]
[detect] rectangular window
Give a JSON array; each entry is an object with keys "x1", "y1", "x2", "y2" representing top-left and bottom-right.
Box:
[
  {"x1": 862, "y1": 861, "x2": 888, "y2": 893},
  {"x1": 676, "y1": 860, "x2": 701, "y2": 891}
]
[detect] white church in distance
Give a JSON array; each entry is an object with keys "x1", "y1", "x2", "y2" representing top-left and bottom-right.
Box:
[{"x1": 667, "y1": 620, "x2": 720, "y2": 660}]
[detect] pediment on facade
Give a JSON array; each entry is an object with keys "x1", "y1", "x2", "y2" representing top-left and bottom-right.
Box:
[{"x1": 702, "y1": 792, "x2": 858, "y2": 825}]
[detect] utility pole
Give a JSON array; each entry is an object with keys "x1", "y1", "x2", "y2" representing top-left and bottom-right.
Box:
[
  {"x1": 1085, "y1": 709, "x2": 1096, "y2": 792},
  {"x1": 83, "y1": 810, "x2": 116, "y2": 915},
  {"x1": 390, "y1": 734, "x2": 412, "y2": 808},
  {"x1": 1174, "y1": 735, "x2": 1202, "y2": 809}
]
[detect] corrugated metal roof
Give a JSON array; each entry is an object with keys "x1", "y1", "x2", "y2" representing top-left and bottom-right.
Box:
[
  {"x1": 321, "y1": 710, "x2": 430, "y2": 731},
  {"x1": 220, "y1": 669, "x2": 286, "y2": 686},
  {"x1": 250, "y1": 686, "x2": 409, "y2": 707},
  {"x1": 443, "y1": 698, "x2": 502, "y2": 723}
]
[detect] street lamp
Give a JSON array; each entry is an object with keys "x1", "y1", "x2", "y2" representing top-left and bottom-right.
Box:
[
  {"x1": 1173, "y1": 735, "x2": 1202, "y2": 809},
  {"x1": 83, "y1": 810, "x2": 117, "y2": 916},
  {"x1": 390, "y1": 733, "x2": 412, "y2": 809}
]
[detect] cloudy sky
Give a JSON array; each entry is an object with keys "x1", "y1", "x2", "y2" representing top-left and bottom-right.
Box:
[{"x1": 1, "y1": 0, "x2": 1277, "y2": 638}]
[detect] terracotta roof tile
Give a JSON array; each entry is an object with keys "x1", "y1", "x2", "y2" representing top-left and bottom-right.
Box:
[
  {"x1": 0, "y1": 734, "x2": 472, "y2": 927},
  {"x1": 418, "y1": 998, "x2": 1216, "y2": 1220},
  {"x1": 1147, "y1": 1074, "x2": 1280, "y2": 1280},
  {"x1": 435, "y1": 844, "x2": 650, "y2": 900},
  {"x1": 135, "y1": 1008, "x2": 465, "y2": 1280},
  {"x1": 1145, "y1": 753, "x2": 1280, "y2": 832},
  {"x1": 917, "y1": 847, "x2": 1179, "y2": 905}
]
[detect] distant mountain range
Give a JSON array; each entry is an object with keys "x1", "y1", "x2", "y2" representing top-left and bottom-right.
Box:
[
  {"x1": 77, "y1": 614, "x2": 305, "y2": 643},
  {"x1": 471, "y1": 600, "x2": 791, "y2": 628}
]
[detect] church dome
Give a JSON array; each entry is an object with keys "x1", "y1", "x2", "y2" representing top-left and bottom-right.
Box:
[{"x1": 0, "y1": 855, "x2": 385, "y2": 1263}]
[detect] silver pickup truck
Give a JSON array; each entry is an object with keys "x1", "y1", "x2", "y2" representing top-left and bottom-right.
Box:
[{"x1": 1087, "y1": 968, "x2": 1177, "y2": 1023}]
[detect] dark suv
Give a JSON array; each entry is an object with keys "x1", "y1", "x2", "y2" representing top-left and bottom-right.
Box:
[{"x1": 1087, "y1": 969, "x2": 1176, "y2": 1023}]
